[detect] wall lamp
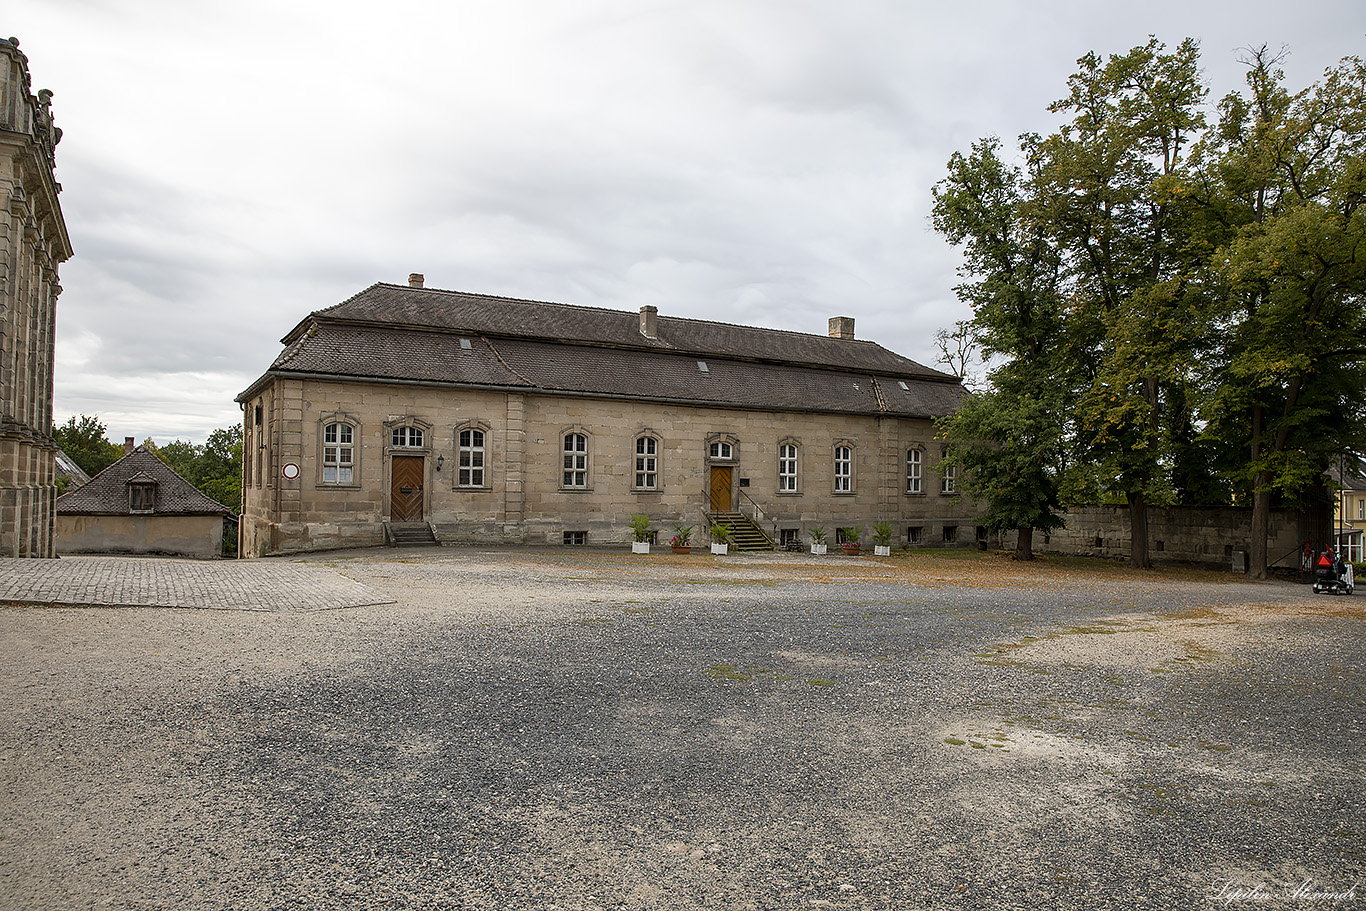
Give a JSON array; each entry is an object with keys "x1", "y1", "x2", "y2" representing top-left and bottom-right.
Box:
[{"x1": 435, "y1": 454, "x2": 444, "y2": 472}]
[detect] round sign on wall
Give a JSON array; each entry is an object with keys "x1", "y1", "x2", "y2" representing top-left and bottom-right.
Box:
[{"x1": 281, "y1": 462, "x2": 300, "y2": 480}]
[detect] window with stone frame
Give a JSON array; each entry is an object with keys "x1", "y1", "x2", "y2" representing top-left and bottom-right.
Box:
[
  {"x1": 391, "y1": 425, "x2": 425, "y2": 448},
  {"x1": 708, "y1": 440, "x2": 734, "y2": 461},
  {"x1": 634, "y1": 435, "x2": 659, "y2": 490},
  {"x1": 940, "y1": 462, "x2": 957, "y2": 495},
  {"x1": 778, "y1": 442, "x2": 799, "y2": 492},
  {"x1": 458, "y1": 427, "x2": 487, "y2": 488},
  {"x1": 906, "y1": 448, "x2": 922, "y2": 494},
  {"x1": 322, "y1": 422, "x2": 355, "y2": 484},
  {"x1": 833, "y1": 444, "x2": 853, "y2": 493},
  {"x1": 563, "y1": 432, "x2": 589, "y2": 487}
]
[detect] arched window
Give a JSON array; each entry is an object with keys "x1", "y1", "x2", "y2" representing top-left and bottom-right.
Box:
[
  {"x1": 940, "y1": 462, "x2": 957, "y2": 495},
  {"x1": 323, "y1": 422, "x2": 355, "y2": 484},
  {"x1": 457, "y1": 427, "x2": 486, "y2": 488},
  {"x1": 391, "y1": 425, "x2": 424, "y2": 448},
  {"x1": 833, "y1": 444, "x2": 853, "y2": 493},
  {"x1": 634, "y1": 435, "x2": 659, "y2": 490},
  {"x1": 778, "y1": 441, "x2": 799, "y2": 492},
  {"x1": 906, "y1": 448, "x2": 922, "y2": 494},
  {"x1": 563, "y1": 432, "x2": 589, "y2": 488}
]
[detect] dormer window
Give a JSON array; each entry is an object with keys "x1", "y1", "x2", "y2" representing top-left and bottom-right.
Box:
[{"x1": 128, "y1": 478, "x2": 157, "y2": 514}]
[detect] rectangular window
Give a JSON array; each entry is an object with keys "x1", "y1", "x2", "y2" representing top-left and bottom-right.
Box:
[
  {"x1": 323, "y1": 423, "x2": 354, "y2": 484},
  {"x1": 129, "y1": 484, "x2": 155, "y2": 513},
  {"x1": 779, "y1": 528, "x2": 801, "y2": 547},
  {"x1": 458, "y1": 428, "x2": 486, "y2": 487},
  {"x1": 635, "y1": 436, "x2": 658, "y2": 489},
  {"x1": 834, "y1": 446, "x2": 852, "y2": 492},
  {"x1": 779, "y1": 444, "x2": 798, "y2": 491},
  {"x1": 940, "y1": 463, "x2": 956, "y2": 494},
  {"x1": 563, "y1": 433, "x2": 588, "y2": 487},
  {"x1": 1358, "y1": 498, "x2": 1364, "y2": 521},
  {"x1": 907, "y1": 526, "x2": 923, "y2": 545},
  {"x1": 943, "y1": 525, "x2": 958, "y2": 543},
  {"x1": 563, "y1": 530, "x2": 587, "y2": 545},
  {"x1": 906, "y1": 449, "x2": 921, "y2": 493}
]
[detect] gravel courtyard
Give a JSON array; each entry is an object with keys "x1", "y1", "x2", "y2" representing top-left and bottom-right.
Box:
[{"x1": 1, "y1": 548, "x2": 1361, "y2": 910}]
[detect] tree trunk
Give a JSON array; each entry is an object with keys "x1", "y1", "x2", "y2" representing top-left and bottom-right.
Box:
[
  {"x1": 1250, "y1": 479, "x2": 1271, "y2": 580},
  {"x1": 1015, "y1": 526, "x2": 1034, "y2": 561},
  {"x1": 1128, "y1": 491, "x2": 1151, "y2": 569}
]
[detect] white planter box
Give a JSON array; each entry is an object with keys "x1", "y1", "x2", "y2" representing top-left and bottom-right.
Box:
[
  {"x1": 874, "y1": 545, "x2": 891, "y2": 556},
  {"x1": 810, "y1": 544, "x2": 827, "y2": 555},
  {"x1": 631, "y1": 542, "x2": 650, "y2": 554},
  {"x1": 711, "y1": 543, "x2": 729, "y2": 555}
]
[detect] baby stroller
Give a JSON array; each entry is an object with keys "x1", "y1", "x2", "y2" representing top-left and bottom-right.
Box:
[{"x1": 1312, "y1": 549, "x2": 1355, "y2": 595}]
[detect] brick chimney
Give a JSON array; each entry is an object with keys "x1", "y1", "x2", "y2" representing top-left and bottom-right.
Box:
[
  {"x1": 828, "y1": 316, "x2": 855, "y2": 340},
  {"x1": 124, "y1": 436, "x2": 135, "y2": 454},
  {"x1": 408, "y1": 273, "x2": 424, "y2": 288},
  {"x1": 639, "y1": 305, "x2": 658, "y2": 339}
]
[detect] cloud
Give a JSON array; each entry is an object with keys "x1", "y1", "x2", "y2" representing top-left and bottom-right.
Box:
[{"x1": 12, "y1": 0, "x2": 1366, "y2": 441}]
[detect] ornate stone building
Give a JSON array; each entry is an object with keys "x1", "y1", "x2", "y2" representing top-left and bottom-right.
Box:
[
  {"x1": 237, "y1": 276, "x2": 976, "y2": 556},
  {"x1": 0, "y1": 38, "x2": 71, "y2": 557}
]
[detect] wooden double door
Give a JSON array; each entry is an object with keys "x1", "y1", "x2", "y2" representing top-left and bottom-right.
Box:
[{"x1": 390, "y1": 456, "x2": 425, "y2": 521}]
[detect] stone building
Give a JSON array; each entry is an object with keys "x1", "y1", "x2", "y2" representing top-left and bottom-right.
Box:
[
  {"x1": 236, "y1": 276, "x2": 975, "y2": 556},
  {"x1": 55, "y1": 442, "x2": 232, "y2": 557},
  {"x1": 0, "y1": 38, "x2": 71, "y2": 557}
]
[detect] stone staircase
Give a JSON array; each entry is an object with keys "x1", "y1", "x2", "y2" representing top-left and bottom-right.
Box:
[
  {"x1": 709, "y1": 511, "x2": 774, "y2": 551},
  {"x1": 387, "y1": 522, "x2": 439, "y2": 547}
]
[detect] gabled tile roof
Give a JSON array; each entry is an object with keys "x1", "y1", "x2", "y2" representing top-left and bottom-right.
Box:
[
  {"x1": 56, "y1": 447, "x2": 232, "y2": 517},
  {"x1": 243, "y1": 282, "x2": 966, "y2": 417}
]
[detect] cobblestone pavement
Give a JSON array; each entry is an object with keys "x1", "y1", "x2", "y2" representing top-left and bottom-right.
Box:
[
  {"x1": 0, "y1": 548, "x2": 1361, "y2": 910},
  {"x1": 0, "y1": 556, "x2": 395, "y2": 611}
]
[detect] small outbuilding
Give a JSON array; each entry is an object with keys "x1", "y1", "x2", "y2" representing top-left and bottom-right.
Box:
[{"x1": 55, "y1": 445, "x2": 233, "y2": 557}]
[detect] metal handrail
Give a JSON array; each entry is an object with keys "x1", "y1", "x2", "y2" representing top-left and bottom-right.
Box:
[{"x1": 736, "y1": 489, "x2": 778, "y2": 545}]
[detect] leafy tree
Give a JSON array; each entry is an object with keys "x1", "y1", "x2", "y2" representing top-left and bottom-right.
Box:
[
  {"x1": 1195, "y1": 49, "x2": 1366, "y2": 577},
  {"x1": 931, "y1": 136, "x2": 1071, "y2": 559},
  {"x1": 1026, "y1": 37, "x2": 1211, "y2": 568},
  {"x1": 150, "y1": 426, "x2": 243, "y2": 513},
  {"x1": 52, "y1": 414, "x2": 122, "y2": 477}
]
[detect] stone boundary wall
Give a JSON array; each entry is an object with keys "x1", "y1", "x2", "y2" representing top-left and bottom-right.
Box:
[{"x1": 1008, "y1": 505, "x2": 1308, "y2": 570}]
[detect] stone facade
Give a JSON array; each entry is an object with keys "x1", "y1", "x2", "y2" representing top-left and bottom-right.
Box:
[
  {"x1": 0, "y1": 39, "x2": 71, "y2": 557},
  {"x1": 1009, "y1": 505, "x2": 1313, "y2": 571},
  {"x1": 238, "y1": 281, "x2": 978, "y2": 556}
]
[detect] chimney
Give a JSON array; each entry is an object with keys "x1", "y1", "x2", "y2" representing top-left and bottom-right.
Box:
[
  {"x1": 124, "y1": 436, "x2": 135, "y2": 454},
  {"x1": 828, "y1": 316, "x2": 855, "y2": 340},
  {"x1": 639, "y1": 305, "x2": 658, "y2": 339},
  {"x1": 408, "y1": 273, "x2": 424, "y2": 288}
]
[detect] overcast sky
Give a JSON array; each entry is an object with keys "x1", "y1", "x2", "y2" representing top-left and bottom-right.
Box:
[{"x1": 12, "y1": 0, "x2": 1365, "y2": 444}]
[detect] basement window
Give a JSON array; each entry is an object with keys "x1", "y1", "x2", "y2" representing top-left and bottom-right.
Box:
[
  {"x1": 907, "y1": 526, "x2": 923, "y2": 545},
  {"x1": 563, "y1": 531, "x2": 587, "y2": 546}
]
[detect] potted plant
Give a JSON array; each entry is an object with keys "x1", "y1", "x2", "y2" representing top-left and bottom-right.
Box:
[
  {"x1": 709, "y1": 522, "x2": 733, "y2": 555},
  {"x1": 872, "y1": 521, "x2": 894, "y2": 557},
  {"x1": 840, "y1": 526, "x2": 862, "y2": 556},
  {"x1": 629, "y1": 513, "x2": 653, "y2": 554},
  {"x1": 670, "y1": 524, "x2": 694, "y2": 554},
  {"x1": 809, "y1": 526, "x2": 827, "y2": 556}
]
